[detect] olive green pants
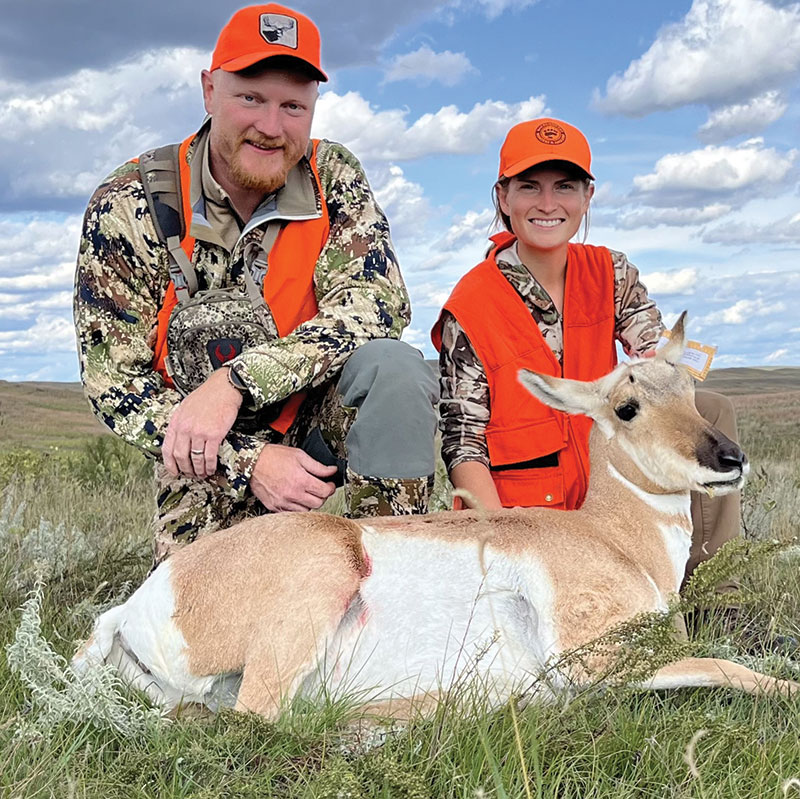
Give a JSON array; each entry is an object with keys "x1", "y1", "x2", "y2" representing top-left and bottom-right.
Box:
[{"x1": 683, "y1": 388, "x2": 741, "y2": 589}]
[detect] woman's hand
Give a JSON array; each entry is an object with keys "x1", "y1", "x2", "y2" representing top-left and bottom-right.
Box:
[{"x1": 450, "y1": 461, "x2": 503, "y2": 511}]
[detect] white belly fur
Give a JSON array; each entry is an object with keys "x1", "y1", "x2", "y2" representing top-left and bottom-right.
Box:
[{"x1": 302, "y1": 528, "x2": 559, "y2": 706}]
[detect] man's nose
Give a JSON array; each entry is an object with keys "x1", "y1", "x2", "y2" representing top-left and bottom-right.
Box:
[{"x1": 251, "y1": 104, "x2": 282, "y2": 138}]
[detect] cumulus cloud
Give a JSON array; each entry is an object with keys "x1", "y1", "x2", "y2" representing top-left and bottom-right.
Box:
[
  {"x1": 0, "y1": 314, "x2": 76, "y2": 354},
  {"x1": 0, "y1": 48, "x2": 208, "y2": 210},
  {"x1": 468, "y1": 0, "x2": 540, "y2": 18},
  {"x1": 765, "y1": 347, "x2": 789, "y2": 362},
  {"x1": 370, "y1": 165, "x2": 431, "y2": 243},
  {"x1": 640, "y1": 268, "x2": 698, "y2": 295},
  {"x1": 698, "y1": 297, "x2": 786, "y2": 325},
  {"x1": 594, "y1": 0, "x2": 800, "y2": 116},
  {"x1": 702, "y1": 211, "x2": 800, "y2": 245},
  {"x1": 313, "y1": 91, "x2": 547, "y2": 162},
  {"x1": 603, "y1": 204, "x2": 732, "y2": 230},
  {"x1": 384, "y1": 45, "x2": 477, "y2": 86},
  {"x1": 631, "y1": 139, "x2": 798, "y2": 206},
  {"x1": 435, "y1": 209, "x2": 495, "y2": 250},
  {"x1": 0, "y1": 0, "x2": 455, "y2": 81},
  {"x1": 697, "y1": 91, "x2": 788, "y2": 143}
]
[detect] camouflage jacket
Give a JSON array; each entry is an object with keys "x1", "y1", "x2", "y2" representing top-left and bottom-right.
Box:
[
  {"x1": 74, "y1": 129, "x2": 410, "y2": 500},
  {"x1": 438, "y1": 241, "x2": 663, "y2": 471}
]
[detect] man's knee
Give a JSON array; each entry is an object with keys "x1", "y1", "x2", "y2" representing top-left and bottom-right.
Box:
[
  {"x1": 338, "y1": 338, "x2": 439, "y2": 407},
  {"x1": 337, "y1": 339, "x2": 438, "y2": 479}
]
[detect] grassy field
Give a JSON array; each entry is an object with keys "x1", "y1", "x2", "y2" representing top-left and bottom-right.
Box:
[{"x1": 0, "y1": 373, "x2": 799, "y2": 798}]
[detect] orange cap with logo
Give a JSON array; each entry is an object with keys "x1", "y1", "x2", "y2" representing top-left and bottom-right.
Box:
[
  {"x1": 210, "y1": 3, "x2": 328, "y2": 82},
  {"x1": 498, "y1": 118, "x2": 594, "y2": 180}
]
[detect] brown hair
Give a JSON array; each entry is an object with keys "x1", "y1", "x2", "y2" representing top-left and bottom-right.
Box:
[{"x1": 491, "y1": 161, "x2": 593, "y2": 243}]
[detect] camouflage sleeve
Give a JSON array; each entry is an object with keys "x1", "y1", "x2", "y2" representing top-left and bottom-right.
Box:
[
  {"x1": 73, "y1": 167, "x2": 264, "y2": 500},
  {"x1": 437, "y1": 312, "x2": 491, "y2": 472},
  {"x1": 610, "y1": 249, "x2": 665, "y2": 357},
  {"x1": 230, "y1": 140, "x2": 411, "y2": 409}
]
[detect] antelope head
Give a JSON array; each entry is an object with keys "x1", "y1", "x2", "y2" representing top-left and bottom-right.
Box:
[{"x1": 518, "y1": 313, "x2": 748, "y2": 495}]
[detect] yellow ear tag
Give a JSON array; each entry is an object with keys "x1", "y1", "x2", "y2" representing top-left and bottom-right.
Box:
[{"x1": 657, "y1": 331, "x2": 717, "y2": 381}]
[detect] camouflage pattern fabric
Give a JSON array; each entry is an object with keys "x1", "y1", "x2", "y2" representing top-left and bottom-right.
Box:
[
  {"x1": 151, "y1": 373, "x2": 426, "y2": 564},
  {"x1": 344, "y1": 468, "x2": 434, "y2": 518},
  {"x1": 74, "y1": 132, "x2": 410, "y2": 505},
  {"x1": 438, "y1": 241, "x2": 664, "y2": 471},
  {"x1": 164, "y1": 288, "x2": 280, "y2": 396}
]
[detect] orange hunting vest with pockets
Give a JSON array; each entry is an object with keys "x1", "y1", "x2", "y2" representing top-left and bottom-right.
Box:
[
  {"x1": 150, "y1": 134, "x2": 329, "y2": 434},
  {"x1": 431, "y1": 232, "x2": 617, "y2": 509}
]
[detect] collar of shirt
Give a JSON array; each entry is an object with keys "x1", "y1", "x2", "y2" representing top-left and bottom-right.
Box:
[
  {"x1": 495, "y1": 241, "x2": 557, "y2": 313},
  {"x1": 188, "y1": 126, "x2": 323, "y2": 254}
]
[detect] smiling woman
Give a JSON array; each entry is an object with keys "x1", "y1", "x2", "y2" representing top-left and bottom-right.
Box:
[{"x1": 431, "y1": 116, "x2": 743, "y2": 587}]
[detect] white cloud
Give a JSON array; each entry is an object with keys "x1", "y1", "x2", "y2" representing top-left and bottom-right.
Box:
[
  {"x1": 594, "y1": 0, "x2": 800, "y2": 116},
  {"x1": 0, "y1": 48, "x2": 208, "y2": 208},
  {"x1": 384, "y1": 45, "x2": 477, "y2": 87},
  {"x1": 0, "y1": 314, "x2": 76, "y2": 354},
  {"x1": 605, "y1": 204, "x2": 732, "y2": 230},
  {"x1": 435, "y1": 208, "x2": 495, "y2": 250},
  {"x1": 0, "y1": 216, "x2": 81, "y2": 278},
  {"x1": 702, "y1": 211, "x2": 800, "y2": 245},
  {"x1": 641, "y1": 268, "x2": 698, "y2": 296},
  {"x1": 632, "y1": 139, "x2": 797, "y2": 205},
  {"x1": 471, "y1": 0, "x2": 539, "y2": 18},
  {"x1": 313, "y1": 91, "x2": 547, "y2": 162},
  {"x1": 698, "y1": 297, "x2": 786, "y2": 326},
  {"x1": 697, "y1": 91, "x2": 788, "y2": 143},
  {"x1": 765, "y1": 347, "x2": 789, "y2": 362},
  {"x1": 370, "y1": 165, "x2": 431, "y2": 243}
]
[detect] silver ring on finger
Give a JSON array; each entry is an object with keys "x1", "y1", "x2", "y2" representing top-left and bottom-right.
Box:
[{"x1": 190, "y1": 448, "x2": 204, "y2": 456}]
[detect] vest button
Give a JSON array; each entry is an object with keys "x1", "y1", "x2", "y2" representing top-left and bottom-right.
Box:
[{"x1": 545, "y1": 493, "x2": 553, "y2": 502}]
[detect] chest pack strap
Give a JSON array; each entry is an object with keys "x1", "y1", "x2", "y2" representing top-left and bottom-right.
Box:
[
  {"x1": 139, "y1": 144, "x2": 197, "y2": 302},
  {"x1": 138, "y1": 143, "x2": 282, "y2": 306}
]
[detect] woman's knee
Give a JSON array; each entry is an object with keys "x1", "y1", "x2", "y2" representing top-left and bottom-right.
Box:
[{"x1": 695, "y1": 389, "x2": 738, "y2": 440}]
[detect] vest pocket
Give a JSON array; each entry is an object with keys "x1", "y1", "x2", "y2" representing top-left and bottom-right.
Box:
[
  {"x1": 485, "y1": 416, "x2": 565, "y2": 467},
  {"x1": 493, "y1": 466, "x2": 566, "y2": 509}
]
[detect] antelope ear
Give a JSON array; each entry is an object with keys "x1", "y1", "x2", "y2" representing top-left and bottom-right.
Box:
[
  {"x1": 657, "y1": 311, "x2": 688, "y2": 366},
  {"x1": 518, "y1": 369, "x2": 604, "y2": 417}
]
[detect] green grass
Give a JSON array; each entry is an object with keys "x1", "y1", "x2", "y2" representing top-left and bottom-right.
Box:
[{"x1": 0, "y1": 383, "x2": 799, "y2": 798}]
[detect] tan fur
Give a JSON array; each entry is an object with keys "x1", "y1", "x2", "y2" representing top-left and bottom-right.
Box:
[
  {"x1": 170, "y1": 513, "x2": 368, "y2": 716},
  {"x1": 78, "y1": 315, "x2": 799, "y2": 718}
]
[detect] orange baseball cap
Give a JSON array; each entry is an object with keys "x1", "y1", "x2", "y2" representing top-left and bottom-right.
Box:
[
  {"x1": 498, "y1": 118, "x2": 594, "y2": 180},
  {"x1": 210, "y1": 4, "x2": 328, "y2": 81}
]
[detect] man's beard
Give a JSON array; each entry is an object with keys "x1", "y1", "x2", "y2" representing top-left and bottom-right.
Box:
[{"x1": 229, "y1": 134, "x2": 305, "y2": 195}]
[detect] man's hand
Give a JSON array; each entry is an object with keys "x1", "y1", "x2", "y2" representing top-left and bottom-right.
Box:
[
  {"x1": 162, "y1": 368, "x2": 243, "y2": 478},
  {"x1": 250, "y1": 444, "x2": 337, "y2": 512}
]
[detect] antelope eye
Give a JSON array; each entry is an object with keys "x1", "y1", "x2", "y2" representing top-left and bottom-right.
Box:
[{"x1": 615, "y1": 400, "x2": 639, "y2": 421}]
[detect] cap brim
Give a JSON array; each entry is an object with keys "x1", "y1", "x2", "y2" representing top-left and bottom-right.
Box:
[
  {"x1": 502, "y1": 154, "x2": 594, "y2": 181},
  {"x1": 217, "y1": 52, "x2": 328, "y2": 82}
]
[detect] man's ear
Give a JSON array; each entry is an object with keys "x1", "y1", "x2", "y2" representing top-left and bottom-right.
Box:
[{"x1": 200, "y1": 69, "x2": 215, "y2": 116}]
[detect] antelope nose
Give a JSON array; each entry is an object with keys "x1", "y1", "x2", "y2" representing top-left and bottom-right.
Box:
[{"x1": 718, "y1": 442, "x2": 746, "y2": 471}]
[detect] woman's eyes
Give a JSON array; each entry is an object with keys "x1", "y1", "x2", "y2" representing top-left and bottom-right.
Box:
[{"x1": 517, "y1": 182, "x2": 576, "y2": 192}]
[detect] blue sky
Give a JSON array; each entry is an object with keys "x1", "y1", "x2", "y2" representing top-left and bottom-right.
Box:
[{"x1": 1, "y1": 0, "x2": 799, "y2": 381}]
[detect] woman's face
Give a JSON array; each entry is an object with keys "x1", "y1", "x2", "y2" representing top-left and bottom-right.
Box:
[{"x1": 497, "y1": 166, "x2": 593, "y2": 253}]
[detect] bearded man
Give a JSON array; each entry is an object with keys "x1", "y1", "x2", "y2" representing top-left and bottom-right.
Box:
[{"x1": 74, "y1": 4, "x2": 438, "y2": 564}]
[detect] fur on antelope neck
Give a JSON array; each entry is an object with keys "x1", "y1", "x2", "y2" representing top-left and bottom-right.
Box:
[{"x1": 581, "y1": 425, "x2": 692, "y2": 519}]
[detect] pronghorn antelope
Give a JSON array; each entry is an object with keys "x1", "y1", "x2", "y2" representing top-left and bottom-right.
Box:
[{"x1": 73, "y1": 314, "x2": 798, "y2": 718}]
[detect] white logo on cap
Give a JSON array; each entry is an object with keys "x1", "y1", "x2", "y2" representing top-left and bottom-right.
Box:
[{"x1": 260, "y1": 13, "x2": 298, "y2": 50}]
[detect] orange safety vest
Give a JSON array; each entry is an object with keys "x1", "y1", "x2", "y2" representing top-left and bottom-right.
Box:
[
  {"x1": 431, "y1": 232, "x2": 617, "y2": 509},
  {"x1": 150, "y1": 133, "x2": 329, "y2": 434}
]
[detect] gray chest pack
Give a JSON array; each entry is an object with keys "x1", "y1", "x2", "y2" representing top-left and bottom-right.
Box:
[{"x1": 139, "y1": 144, "x2": 281, "y2": 397}]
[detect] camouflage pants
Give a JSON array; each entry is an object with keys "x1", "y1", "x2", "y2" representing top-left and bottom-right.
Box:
[{"x1": 153, "y1": 339, "x2": 438, "y2": 563}]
